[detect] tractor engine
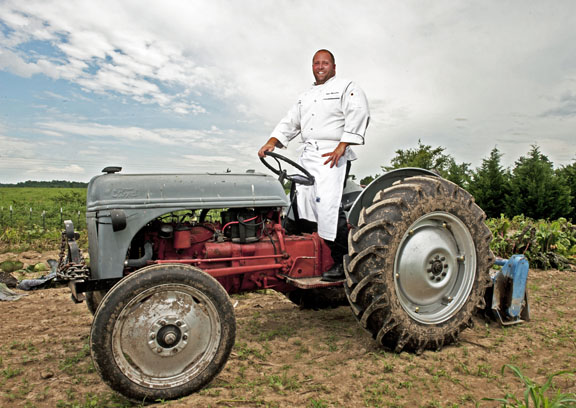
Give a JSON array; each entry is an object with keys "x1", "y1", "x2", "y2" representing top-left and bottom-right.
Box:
[{"x1": 127, "y1": 207, "x2": 334, "y2": 294}]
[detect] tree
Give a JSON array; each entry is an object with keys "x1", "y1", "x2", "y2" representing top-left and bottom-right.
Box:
[
  {"x1": 359, "y1": 174, "x2": 379, "y2": 186},
  {"x1": 383, "y1": 139, "x2": 452, "y2": 173},
  {"x1": 468, "y1": 147, "x2": 511, "y2": 218},
  {"x1": 445, "y1": 159, "x2": 472, "y2": 188},
  {"x1": 556, "y1": 161, "x2": 576, "y2": 221},
  {"x1": 507, "y1": 145, "x2": 572, "y2": 219},
  {"x1": 383, "y1": 140, "x2": 471, "y2": 187}
]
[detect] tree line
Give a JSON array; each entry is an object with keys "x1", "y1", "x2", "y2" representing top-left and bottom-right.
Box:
[
  {"x1": 358, "y1": 141, "x2": 575, "y2": 221},
  {"x1": 0, "y1": 180, "x2": 88, "y2": 188}
]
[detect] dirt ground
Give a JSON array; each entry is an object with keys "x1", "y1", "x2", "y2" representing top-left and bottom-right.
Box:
[{"x1": 1, "y1": 251, "x2": 575, "y2": 408}]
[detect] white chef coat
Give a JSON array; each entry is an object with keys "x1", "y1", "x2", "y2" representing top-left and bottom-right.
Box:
[{"x1": 270, "y1": 76, "x2": 370, "y2": 241}]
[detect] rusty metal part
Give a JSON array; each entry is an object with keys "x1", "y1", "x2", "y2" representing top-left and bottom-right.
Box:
[{"x1": 56, "y1": 221, "x2": 90, "y2": 281}]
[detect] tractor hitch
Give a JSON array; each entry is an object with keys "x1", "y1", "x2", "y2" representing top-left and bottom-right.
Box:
[{"x1": 486, "y1": 255, "x2": 530, "y2": 326}]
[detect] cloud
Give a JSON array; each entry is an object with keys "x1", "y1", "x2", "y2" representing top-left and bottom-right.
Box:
[
  {"x1": 0, "y1": 134, "x2": 37, "y2": 159},
  {"x1": 1, "y1": 0, "x2": 576, "y2": 184},
  {"x1": 0, "y1": 0, "x2": 227, "y2": 114},
  {"x1": 24, "y1": 164, "x2": 85, "y2": 176},
  {"x1": 542, "y1": 91, "x2": 576, "y2": 118}
]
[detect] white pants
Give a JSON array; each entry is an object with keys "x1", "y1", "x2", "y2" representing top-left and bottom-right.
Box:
[{"x1": 295, "y1": 140, "x2": 347, "y2": 241}]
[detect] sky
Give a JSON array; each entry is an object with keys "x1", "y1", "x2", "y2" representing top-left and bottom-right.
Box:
[{"x1": 0, "y1": 0, "x2": 575, "y2": 184}]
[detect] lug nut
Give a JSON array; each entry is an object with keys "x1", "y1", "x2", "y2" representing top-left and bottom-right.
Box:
[
  {"x1": 176, "y1": 321, "x2": 183, "y2": 327},
  {"x1": 182, "y1": 334, "x2": 188, "y2": 341},
  {"x1": 164, "y1": 333, "x2": 177, "y2": 345},
  {"x1": 157, "y1": 347, "x2": 163, "y2": 353},
  {"x1": 150, "y1": 333, "x2": 156, "y2": 340},
  {"x1": 159, "y1": 320, "x2": 167, "y2": 326}
]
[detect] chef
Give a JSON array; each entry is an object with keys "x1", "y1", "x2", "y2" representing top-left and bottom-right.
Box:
[{"x1": 258, "y1": 49, "x2": 370, "y2": 281}]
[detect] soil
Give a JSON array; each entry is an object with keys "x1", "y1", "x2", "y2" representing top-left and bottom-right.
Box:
[{"x1": 0, "y1": 251, "x2": 575, "y2": 408}]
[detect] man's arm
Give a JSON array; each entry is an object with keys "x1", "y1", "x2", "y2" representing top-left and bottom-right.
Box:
[
  {"x1": 258, "y1": 137, "x2": 283, "y2": 158},
  {"x1": 259, "y1": 100, "x2": 302, "y2": 158}
]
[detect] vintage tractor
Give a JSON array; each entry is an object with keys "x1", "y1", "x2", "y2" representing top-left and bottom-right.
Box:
[{"x1": 57, "y1": 152, "x2": 495, "y2": 401}]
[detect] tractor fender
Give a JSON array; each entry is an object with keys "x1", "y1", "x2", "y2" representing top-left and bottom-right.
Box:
[{"x1": 347, "y1": 168, "x2": 438, "y2": 227}]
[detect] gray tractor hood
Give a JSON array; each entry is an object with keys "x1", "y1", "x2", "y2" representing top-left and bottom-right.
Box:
[{"x1": 87, "y1": 171, "x2": 289, "y2": 211}]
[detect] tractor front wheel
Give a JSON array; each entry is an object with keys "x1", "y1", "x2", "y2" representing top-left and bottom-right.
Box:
[
  {"x1": 344, "y1": 176, "x2": 493, "y2": 353},
  {"x1": 90, "y1": 264, "x2": 236, "y2": 401}
]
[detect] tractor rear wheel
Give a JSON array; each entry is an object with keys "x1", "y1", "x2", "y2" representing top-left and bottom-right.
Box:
[
  {"x1": 344, "y1": 176, "x2": 493, "y2": 353},
  {"x1": 85, "y1": 290, "x2": 106, "y2": 315},
  {"x1": 90, "y1": 264, "x2": 236, "y2": 401}
]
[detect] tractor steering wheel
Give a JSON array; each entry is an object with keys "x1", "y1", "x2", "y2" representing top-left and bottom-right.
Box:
[{"x1": 260, "y1": 151, "x2": 315, "y2": 186}]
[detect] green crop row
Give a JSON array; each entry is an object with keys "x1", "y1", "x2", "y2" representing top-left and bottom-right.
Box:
[
  {"x1": 0, "y1": 187, "x2": 86, "y2": 231},
  {"x1": 487, "y1": 215, "x2": 576, "y2": 270}
]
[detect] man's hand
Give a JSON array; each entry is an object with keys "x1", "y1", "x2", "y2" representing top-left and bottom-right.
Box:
[
  {"x1": 322, "y1": 142, "x2": 349, "y2": 168},
  {"x1": 258, "y1": 137, "x2": 281, "y2": 158}
]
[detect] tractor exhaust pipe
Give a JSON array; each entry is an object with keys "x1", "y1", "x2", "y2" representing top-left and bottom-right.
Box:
[{"x1": 125, "y1": 242, "x2": 153, "y2": 267}]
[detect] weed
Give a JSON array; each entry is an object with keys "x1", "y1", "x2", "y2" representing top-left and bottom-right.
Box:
[
  {"x1": 481, "y1": 364, "x2": 576, "y2": 407},
  {"x1": 55, "y1": 391, "x2": 134, "y2": 408},
  {"x1": 58, "y1": 342, "x2": 92, "y2": 375},
  {"x1": 308, "y1": 398, "x2": 329, "y2": 408},
  {"x1": 364, "y1": 381, "x2": 398, "y2": 406},
  {"x1": 475, "y1": 363, "x2": 495, "y2": 379},
  {"x1": 2, "y1": 366, "x2": 22, "y2": 379},
  {"x1": 234, "y1": 342, "x2": 266, "y2": 361},
  {"x1": 259, "y1": 326, "x2": 296, "y2": 342}
]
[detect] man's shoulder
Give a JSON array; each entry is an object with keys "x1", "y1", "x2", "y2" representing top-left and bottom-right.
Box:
[{"x1": 327, "y1": 77, "x2": 354, "y2": 89}]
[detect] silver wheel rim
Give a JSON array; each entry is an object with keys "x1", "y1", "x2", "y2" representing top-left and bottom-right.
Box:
[
  {"x1": 112, "y1": 283, "x2": 222, "y2": 388},
  {"x1": 394, "y1": 211, "x2": 476, "y2": 324}
]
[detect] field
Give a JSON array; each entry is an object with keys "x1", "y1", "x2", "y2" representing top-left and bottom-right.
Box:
[
  {"x1": 1, "y1": 250, "x2": 575, "y2": 408},
  {"x1": 0, "y1": 187, "x2": 86, "y2": 231}
]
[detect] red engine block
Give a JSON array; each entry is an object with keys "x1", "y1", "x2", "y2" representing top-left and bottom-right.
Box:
[{"x1": 143, "y1": 223, "x2": 334, "y2": 294}]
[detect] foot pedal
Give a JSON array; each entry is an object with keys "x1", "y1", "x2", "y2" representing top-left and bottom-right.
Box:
[{"x1": 283, "y1": 275, "x2": 343, "y2": 289}]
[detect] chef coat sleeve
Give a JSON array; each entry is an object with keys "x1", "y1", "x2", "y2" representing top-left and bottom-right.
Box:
[
  {"x1": 341, "y1": 82, "x2": 370, "y2": 145},
  {"x1": 269, "y1": 100, "x2": 301, "y2": 148}
]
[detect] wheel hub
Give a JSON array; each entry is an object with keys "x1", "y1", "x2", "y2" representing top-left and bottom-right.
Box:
[
  {"x1": 394, "y1": 211, "x2": 476, "y2": 325},
  {"x1": 428, "y1": 255, "x2": 448, "y2": 281},
  {"x1": 148, "y1": 316, "x2": 189, "y2": 356}
]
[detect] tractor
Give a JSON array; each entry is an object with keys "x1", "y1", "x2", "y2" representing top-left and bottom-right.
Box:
[{"x1": 57, "y1": 152, "x2": 497, "y2": 401}]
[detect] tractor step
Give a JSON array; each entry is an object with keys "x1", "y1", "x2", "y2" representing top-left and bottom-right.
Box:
[{"x1": 283, "y1": 275, "x2": 344, "y2": 289}]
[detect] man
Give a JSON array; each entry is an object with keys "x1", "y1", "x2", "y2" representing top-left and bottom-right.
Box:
[{"x1": 258, "y1": 49, "x2": 370, "y2": 281}]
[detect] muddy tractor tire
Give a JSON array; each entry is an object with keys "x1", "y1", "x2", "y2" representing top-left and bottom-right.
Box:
[
  {"x1": 90, "y1": 264, "x2": 236, "y2": 401},
  {"x1": 85, "y1": 290, "x2": 106, "y2": 315},
  {"x1": 344, "y1": 176, "x2": 493, "y2": 353}
]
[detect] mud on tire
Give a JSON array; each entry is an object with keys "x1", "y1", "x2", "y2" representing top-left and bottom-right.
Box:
[
  {"x1": 90, "y1": 264, "x2": 236, "y2": 401},
  {"x1": 344, "y1": 176, "x2": 493, "y2": 353}
]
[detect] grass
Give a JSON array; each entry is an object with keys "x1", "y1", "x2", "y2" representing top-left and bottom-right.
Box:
[{"x1": 481, "y1": 364, "x2": 576, "y2": 407}]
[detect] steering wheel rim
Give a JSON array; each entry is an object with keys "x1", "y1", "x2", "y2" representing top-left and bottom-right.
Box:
[{"x1": 260, "y1": 151, "x2": 315, "y2": 186}]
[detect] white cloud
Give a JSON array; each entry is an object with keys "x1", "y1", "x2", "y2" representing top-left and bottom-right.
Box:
[
  {"x1": 24, "y1": 164, "x2": 85, "y2": 176},
  {"x1": 1, "y1": 0, "x2": 575, "y2": 184}
]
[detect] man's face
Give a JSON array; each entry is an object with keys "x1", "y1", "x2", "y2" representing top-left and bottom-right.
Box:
[{"x1": 312, "y1": 51, "x2": 335, "y2": 85}]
